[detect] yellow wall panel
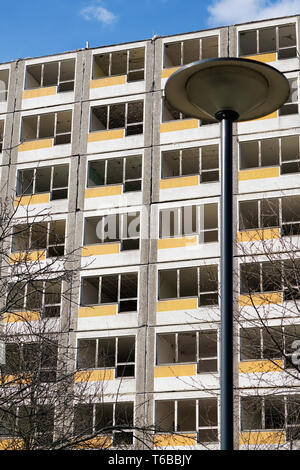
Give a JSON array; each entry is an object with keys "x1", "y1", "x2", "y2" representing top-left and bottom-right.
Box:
[
  {"x1": 239, "y1": 359, "x2": 283, "y2": 373},
  {"x1": 78, "y1": 304, "x2": 117, "y2": 318},
  {"x1": 14, "y1": 193, "x2": 50, "y2": 206},
  {"x1": 85, "y1": 185, "x2": 123, "y2": 198},
  {"x1": 238, "y1": 292, "x2": 282, "y2": 307},
  {"x1": 160, "y1": 119, "x2": 199, "y2": 133},
  {"x1": 158, "y1": 235, "x2": 198, "y2": 249},
  {"x1": 239, "y1": 431, "x2": 285, "y2": 446},
  {"x1": 3, "y1": 311, "x2": 41, "y2": 323},
  {"x1": 238, "y1": 166, "x2": 280, "y2": 181},
  {"x1": 157, "y1": 297, "x2": 198, "y2": 312},
  {"x1": 237, "y1": 228, "x2": 280, "y2": 242},
  {"x1": 74, "y1": 368, "x2": 115, "y2": 382},
  {"x1": 9, "y1": 250, "x2": 46, "y2": 264},
  {"x1": 154, "y1": 363, "x2": 196, "y2": 378},
  {"x1": 18, "y1": 139, "x2": 53, "y2": 152},
  {"x1": 22, "y1": 86, "x2": 57, "y2": 99},
  {"x1": 243, "y1": 52, "x2": 277, "y2": 63},
  {"x1": 88, "y1": 129, "x2": 124, "y2": 142},
  {"x1": 90, "y1": 75, "x2": 126, "y2": 88},
  {"x1": 161, "y1": 67, "x2": 180, "y2": 79},
  {"x1": 154, "y1": 433, "x2": 196, "y2": 447},
  {"x1": 160, "y1": 175, "x2": 199, "y2": 189},
  {"x1": 0, "y1": 438, "x2": 24, "y2": 450},
  {"x1": 81, "y1": 243, "x2": 120, "y2": 256}
]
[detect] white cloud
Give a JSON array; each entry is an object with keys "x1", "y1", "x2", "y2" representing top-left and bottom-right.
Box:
[
  {"x1": 80, "y1": 1, "x2": 118, "y2": 26},
  {"x1": 207, "y1": 0, "x2": 300, "y2": 27}
]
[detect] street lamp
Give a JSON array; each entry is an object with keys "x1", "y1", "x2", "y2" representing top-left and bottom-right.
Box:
[{"x1": 165, "y1": 57, "x2": 290, "y2": 450}]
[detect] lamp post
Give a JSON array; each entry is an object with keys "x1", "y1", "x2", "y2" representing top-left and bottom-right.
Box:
[{"x1": 165, "y1": 58, "x2": 290, "y2": 450}]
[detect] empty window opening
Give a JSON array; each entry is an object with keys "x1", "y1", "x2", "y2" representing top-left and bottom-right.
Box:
[
  {"x1": 158, "y1": 265, "x2": 218, "y2": 306},
  {"x1": 77, "y1": 336, "x2": 135, "y2": 378},
  {"x1": 81, "y1": 273, "x2": 138, "y2": 313},
  {"x1": 159, "y1": 203, "x2": 218, "y2": 242},
  {"x1": 12, "y1": 220, "x2": 65, "y2": 258},
  {"x1": 25, "y1": 59, "x2": 75, "y2": 92},
  {"x1": 279, "y1": 78, "x2": 298, "y2": 116},
  {"x1": 155, "y1": 398, "x2": 218, "y2": 442},
  {"x1": 239, "y1": 23, "x2": 297, "y2": 59},
  {"x1": 240, "y1": 135, "x2": 300, "y2": 174},
  {"x1": 84, "y1": 211, "x2": 140, "y2": 251},
  {"x1": 0, "y1": 69, "x2": 9, "y2": 102},
  {"x1": 93, "y1": 47, "x2": 145, "y2": 82},
  {"x1": 6, "y1": 280, "x2": 61, "y2": 318},
  {"x1": 90, "y1": 101, "x2": 143, "y2": 136},
  {"x1": 21, "y1": 111, "x2": 72, "y2": 144},
  {"x1": 161, "y1": 145, "x2": 219, "y2": 182},
  {"x1": 164, "y1": 36, "x2": 218, "y2": 68},
  {"x1": 17, "y1": 164, "x2": 69, "y2": 200}
]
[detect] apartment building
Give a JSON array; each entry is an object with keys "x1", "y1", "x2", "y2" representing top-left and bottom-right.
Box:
[{"x1": 0, "y1": 14, "x2": 300, "y2": 450}]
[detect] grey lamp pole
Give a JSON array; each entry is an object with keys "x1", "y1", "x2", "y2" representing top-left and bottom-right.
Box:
[{"x1": 165, "y1": 57, "x2": 289, "y2": 450}]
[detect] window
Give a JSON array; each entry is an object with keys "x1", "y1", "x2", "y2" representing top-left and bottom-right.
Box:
[
  {"x1": 6, "y1": 280, "x2": 62, "y2": 318},
  {"x1": 159, "y1": 265, "x2": 218, "y2": 306},
  {"x1": 0, "y1": 69, "x2": 9, "y2": 101},
  {"x1": 84, "y1": 212, "x2": 140, "y2": 251},
  {"x1": 240, "y1": 135, "x2": 300, "y2": 174},
  {"x1": 74, "y1": 402, "x2": 134, "y2": 446},
  {"x1": 162, "y1": 145, "x2": 219, "y2": 182},
  {"x1": 279, "y1": 78, "x2": 298, "y2": 116},
  {"x1": 239, "y1": 23, "x2": 297, "y2": 59},
  {"x1": 241, "y1": 395, "x2": 300, "y2": 441},
  {"x1": 77, "y1": 336, "x2": 135, "y2": 378},
  {"x1": 12, "y1": 220, "x2": 65, "y2": 258},
  {"x1": 1, "y1": 339, "x2": 58, "y2": 382},
  {"x1": 21, "y1": 110, "x2": 72, "y2": 145},
  {"x1": 156, "y1": 329, "x2": 218, "y2": 373},
  {"x1": 164, "y1": 36, "x2": 218, "y2": 68},
  {"x1": 87, "y1": 155, "x2": 142, "y2": 192},
  {"x1": 16, "y1": 164, "x2": 69, "y2": 200},
  {"x1": 81, "y1": 273, "x2": 138, "y2": 313},
  {"x1": 25, "y1": 59, "x2": 75, "y2": 92},
  {"x1": 155, "y1": 398, "x2": 218, "y2": 443},
  {"x1": 159, "y1": 203, "x2": 218, "y2": 242},
  {"x1": 90, "y1": 101, "x2": 143, "y2": 136},
  {"x1": 240, "y1": 260, "x2": 300, "y2": 301},
  {"x1": 240, "y1": 324, "x2": 300, "y2": 369},
  {"x1": 239, "y1": 195, "x2": 300, "y2": 236},
  {"x1": 93, "y1": 47, "x2": 145, "y2": 82}
]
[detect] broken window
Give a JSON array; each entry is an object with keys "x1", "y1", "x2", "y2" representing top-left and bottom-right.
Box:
[
  {"x1": 81, "y1": 272, "x2": 138, "y2": 313},
  {"x1": 16, "y1": 164, "x2": 69, "y2": 200},
  {"x1": 241, "y1": 395, "x2": 300, "y2": 440},
  {"x1": 158, "y1": 265, "x2": 218, "y2": 306},
  {"x1": 11, "y1": 220, "x2": 65, "y2": 258},
  {"x1": 25, "y1": 58, "x2": 75, "y2": 92},
  {"x1": 156, "y1": 329, "x2": 217, "y2": 372},
  {"x1": 161, "y1": 145, "x2": 219, "y2": 182},
  {"x1": 0, "y1": 120, "x2": 4, "y2": 152},
  {"x1": 93, "y1": 47, "x2": 145, "y2": 83},
  {"x1": 240, "y1": 135, "x2": 300, "y2": 175},
  {"x1": 87, "y1": 155, "x2": 142, "y2": 192},
  {"x1": 159, "y1": 203, "x2": 218, "y2": 242},
  {"x1": 155, "y1": 398, "x2": 218, "y2": 443},
  {"x1": 1, "y1": 340, "x2": 58, "y2": 382},
  {"x1": 239, "y1": 23, "x2": 297, "y2": 59},
  {"x1": 279, "y1": 78, "x2": 298, "y2": 116},
  {"x1": 6, "y1": 280, "x2": 62, "y2": 318},
  {"x1": 0, "y1": 69, "x2": 9, "y2": 101},
  {"x1": 240, "y1": 261, "x2": 282, "y2": 295},
  {"x1": 21, "y1": 110, "x2": 72, "y2": 144},
  {"x1": 90, "y1": 101, "x2": 143, "y2": 136},
  {"x1": 84, "y1": 211, "x2": 140, "y2": 251},
  {"x1": 164, "y1": 36, "x2": 218, "y2": 68},
  {"x1": 77, "y1": 336, "x2": 135, "y2": 378}
]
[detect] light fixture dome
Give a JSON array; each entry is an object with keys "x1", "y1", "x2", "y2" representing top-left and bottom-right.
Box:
[{"x1": 165, "y1": 57, "x2": 290, "y2": 123}]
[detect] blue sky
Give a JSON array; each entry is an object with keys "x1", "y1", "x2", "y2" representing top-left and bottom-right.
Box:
[{"x1": 0, "y1": 0, "x2": 299, "y2": 63}]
